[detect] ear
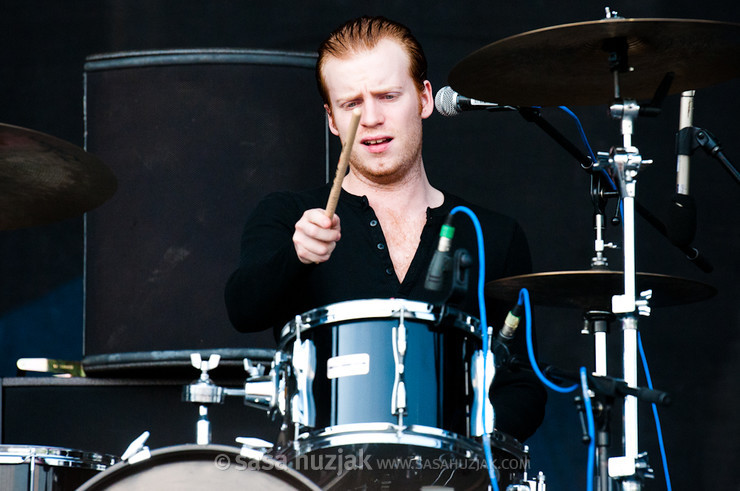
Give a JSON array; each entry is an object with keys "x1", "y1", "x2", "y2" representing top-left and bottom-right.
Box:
[
  {"x1": 325, "y1": 104, "x2": 340, "y2": 136},
  {"x1": 420, "y1": 80, "x2": 434, "y2": 119}
]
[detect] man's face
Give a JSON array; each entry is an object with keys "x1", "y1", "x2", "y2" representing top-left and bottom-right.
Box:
[{"x1": 322, "y1": 38, "x2": 433, "y2": 185}]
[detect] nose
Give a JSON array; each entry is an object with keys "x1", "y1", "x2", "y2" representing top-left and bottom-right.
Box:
[{"x1": 360, "y1": 98, "x2": 383, "y2": 127}]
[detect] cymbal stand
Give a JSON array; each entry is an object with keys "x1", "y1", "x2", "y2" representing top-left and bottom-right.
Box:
[
  {"x1": 594, "y1": 52, "x2": 655, "y2": 490},
  {"x1": 588, "y1": 172, "x2": 620, "y2": 380}
]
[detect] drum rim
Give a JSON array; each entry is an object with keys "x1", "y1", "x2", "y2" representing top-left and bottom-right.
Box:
[
  {"x1": 76, "y1": 443, "x2": 321, "y2": 490},
  {"x1": 274, "y1": 423, "x2": 526, "y2": 461},
  {"x1": 279, "y1": 298, "x2": 481, "y2": 345},
  {"x1": 0, "y1": 444, "x2": 119, "y2": 469}
]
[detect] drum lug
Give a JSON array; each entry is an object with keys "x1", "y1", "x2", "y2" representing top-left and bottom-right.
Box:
[
  {"x1": 272, "y1": 351, "x2": 288, "y2": 418},
  {"x1": 470, "y1": 348, "x2": 495, "y2": 437},
  {"x1": 391, "y1": 306, "x2": 408, "y2": 425},
  {"x1": 290, "y1": 330, "x2": 317, "y2": 429}
]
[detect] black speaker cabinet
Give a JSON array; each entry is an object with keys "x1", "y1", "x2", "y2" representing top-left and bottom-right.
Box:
[{"x1": 83, "y1": 49, "x2": 329, "y2": 371}]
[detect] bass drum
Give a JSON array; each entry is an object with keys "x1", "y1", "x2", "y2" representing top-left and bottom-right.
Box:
[
  {"x1": 0, "y1": 445, "x2": 118, "y2": 490},
  {"x1": 273, "y1": 424, "x2": 529, "y2": 490},
  {"x1": 76, "y1": 444, "x2": 320, "y2": 490}
]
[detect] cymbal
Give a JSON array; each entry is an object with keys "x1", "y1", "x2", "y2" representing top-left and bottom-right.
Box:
[
  {"x1": 0, "y1": 123, "x2": 117, "y2": 230},
  {"x1": 485, "y1": 270, "x2": 717, "y2": 310},
  {"x1": 449, "y1": 18, "x2": 740, "y2": 107}
]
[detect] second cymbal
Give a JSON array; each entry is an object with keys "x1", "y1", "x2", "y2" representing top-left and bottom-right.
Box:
[
  {"x1": 486, "y1": 270, "x2": 717, "y2": 310},
  {"x1": 449, "y1": 18, "x2": 740, "y2": 107}
]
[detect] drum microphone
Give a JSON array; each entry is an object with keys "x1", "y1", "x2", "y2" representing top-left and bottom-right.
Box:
[
  {"x1": 669, "y1": 90, "x2": 697, "y2": 248},
  {"x1": 490, "y1": 303, "x2": 525, "y2": 368},
  {"x1": 434, "y1": 86, "x2": 516, "y2": 117},
  {"x1": 424, "y1": 214, "x2": 455, "y2": 291},
  {"x1": 497, "y1": 303, "x2": 524, "y2": 346}
]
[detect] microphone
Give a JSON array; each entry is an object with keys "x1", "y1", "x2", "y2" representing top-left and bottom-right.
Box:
[
  {"x1": 669, "y1": 90, "x2": 697, "y2": 248},
  {"x1": 424, "y1": 214, "x2": 455, "y2": 291},
  {"x1": 497, "y1": 303, "x2": 524, "y2": 346},
  {"x1": 675, "y1": 90, "x2": 695, "y2": 196},
  {"x1": 490, "y1": 303, "x2": 525, "y2": 368},
  {"x1": 434, "y1": 86, "x2": 516, "y2": 117}
]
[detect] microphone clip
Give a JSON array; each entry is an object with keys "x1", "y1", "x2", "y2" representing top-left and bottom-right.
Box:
[
  {"x1": 429, "y1": 248, "x2": 473, "y2": 332},
  {"x1": 445, "y1": 248, "x2": 472, "y2": 306}
]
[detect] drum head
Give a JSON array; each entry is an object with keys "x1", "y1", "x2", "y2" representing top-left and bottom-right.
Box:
[{"x1": 77, "y1": 444, "x2": 320, "y2": 490}]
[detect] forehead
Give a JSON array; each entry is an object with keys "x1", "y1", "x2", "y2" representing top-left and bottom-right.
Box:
[{"x1": 322, "y1": 39, "x2": 413, "y2": 98}]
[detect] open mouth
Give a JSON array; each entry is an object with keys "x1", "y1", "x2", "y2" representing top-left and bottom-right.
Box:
[{"x1": 362, "y1": 137, "x2": 392, "y2": 146}]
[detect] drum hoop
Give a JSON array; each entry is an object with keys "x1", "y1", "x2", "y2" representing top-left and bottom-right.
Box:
[
  {"x1": 279, "y1": 299, "x2": 481, "y2": 346},
  {"x1": 0, "y1": 445, "x2": 119, "y2": 469},
  {"x1": 277, "y1": 423, "x2": 525, "y2": 460},
  {"x1": 77, "y1": 444, "x2": 322, "y2": 491}
]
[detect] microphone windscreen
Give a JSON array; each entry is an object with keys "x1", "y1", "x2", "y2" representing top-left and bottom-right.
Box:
[
  {"x1": 667, "y1": 193, "x2": 697, "y2": 247},
  {"x1": 434, "y1": 86, "x2": 460, "y2": 117}
]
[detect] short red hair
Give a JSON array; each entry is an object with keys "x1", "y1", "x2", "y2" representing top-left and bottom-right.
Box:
[{"x1": 316, "y1": 16, "x2": 428, "y2": 106}]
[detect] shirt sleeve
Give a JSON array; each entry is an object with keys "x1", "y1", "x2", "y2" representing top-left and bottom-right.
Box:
[
  {"x1": 486, "y1": 216, "x2": 548, "y2": 442},
  {"x1": 224, "y1": 192, "x2": 312, "y2": 334}
]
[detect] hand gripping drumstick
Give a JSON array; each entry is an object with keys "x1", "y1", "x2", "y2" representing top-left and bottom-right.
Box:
[{"x1": 325, "y1": 108, "x2": 361, "y2": 217}]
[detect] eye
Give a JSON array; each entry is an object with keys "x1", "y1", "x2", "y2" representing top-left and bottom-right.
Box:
[{"x1": 342, "y1": 100, "x2": 361, "y2": 110}]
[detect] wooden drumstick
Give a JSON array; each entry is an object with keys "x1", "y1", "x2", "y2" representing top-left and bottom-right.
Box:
[{"x1": 325, "y1": 108, "x2": 361, "y2": 217}]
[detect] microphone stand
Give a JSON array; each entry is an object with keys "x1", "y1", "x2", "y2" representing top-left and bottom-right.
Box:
[{"x1": 508, "y1": 357, "x2": 670, "y2": 491}]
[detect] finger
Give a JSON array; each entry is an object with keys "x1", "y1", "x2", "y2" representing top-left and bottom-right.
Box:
[
  {"x1": 296, "y1": 220, "x2": 341, "y2": 243},
  {"x1": 294, "y1": 232, "x2": 337, "y2": 264}
]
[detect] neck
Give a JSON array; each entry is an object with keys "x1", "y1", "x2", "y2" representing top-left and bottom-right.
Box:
[{"x1": 342, "y1": 163, "x2": 443, "y2": 211}]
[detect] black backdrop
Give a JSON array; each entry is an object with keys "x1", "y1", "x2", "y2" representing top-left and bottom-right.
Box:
[{"x1": 1, "y1": 1, "x2": 738, "y2": 489}]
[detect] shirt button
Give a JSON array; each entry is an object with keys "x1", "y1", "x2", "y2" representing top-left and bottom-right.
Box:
[
  {"x1": 385, "y1": 267, "x2": 394, "y2": 275},
  {"x1": 377, "y1": 243, "x2": 385, "y2": 250},
  {"x1": 370, "y1": 220, "x2": 378, "y2": 227}
]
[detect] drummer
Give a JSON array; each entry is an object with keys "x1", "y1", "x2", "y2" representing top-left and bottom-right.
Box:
[{"x1": 225, "y1": 15, "x2": 546, "y2": 442}]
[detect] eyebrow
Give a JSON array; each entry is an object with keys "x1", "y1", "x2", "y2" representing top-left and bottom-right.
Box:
[{"x1": 335, "y1": 86, "x2": 405, "y2": 104}]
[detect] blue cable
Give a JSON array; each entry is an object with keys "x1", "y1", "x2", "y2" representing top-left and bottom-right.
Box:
[
  {"x1": 638, "y1": 333, "x2": 673, "y2": 491},
  {"x1": 558, "y1": 106, "x2": 598, "y2": 164},
  {"x1": 522, "y1": 287, "x2": 578, "y2": 393},
  {"x1": 449, "y1": 205, "x2": 499, "y2": 491},
  {"x1": 580, "y1": 366, "x2": 596, "y2": 491},
  {"x1": 558, "y1": 106, "x2": 619, "y2": 193}
]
